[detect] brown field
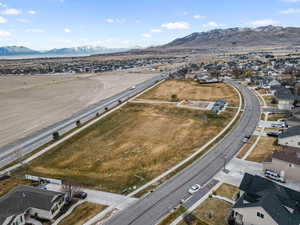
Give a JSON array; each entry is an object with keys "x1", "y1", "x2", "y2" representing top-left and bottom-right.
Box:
[
  {"x1": 178, "y1": 198, "x2": 232, "y2": 225},
  {"x1": 15, "y1": 103, "x2": 235, "y2": 193},
  {"x1": 246, "y1": 136, "x2": 281, "y2": 162},
  {"x1": 58, "y1": 202, "x2": 106, "y2": 225},
  {"x1": 214, "y1": 183, "x2": 239, "y2": 200},
  {"x1": 267, "y1": 113, "x2": 287, "y2": 121},
  {"x1": 0, "y1": 71, "x2": 158, "y2": 149},
  {"x1": 138, "y1": 80, "x2": 239, "y2": 106}
]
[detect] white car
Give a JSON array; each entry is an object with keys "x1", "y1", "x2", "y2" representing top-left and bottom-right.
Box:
[
  {"x1": 130, "y1": 86, "x2": 136, "y2": 90},
  {"x1": 188, "y1": 184, "x2": 201, "y2": 194}
]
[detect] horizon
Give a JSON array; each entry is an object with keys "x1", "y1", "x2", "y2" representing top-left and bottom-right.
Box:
[{"x1": 2, "y1": 0, "x2": 300, "y2": 50}]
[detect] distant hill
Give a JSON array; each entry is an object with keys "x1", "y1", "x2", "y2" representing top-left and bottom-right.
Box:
[
  {"x1": 45, "y1": 46, "x2": 128, "y2": 55},
  {"x1": 0, "y1": 45, "x2": 129, "y2": 56},
  {"x1": 0, "y1": 46, "x2": 39, "y2": 56},
  {"x1": 161, "y1": 25, "x2": 300, "y2": 49}
]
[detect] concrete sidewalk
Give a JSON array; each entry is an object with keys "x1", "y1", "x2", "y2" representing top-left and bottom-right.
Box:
[{"x1": 46, "y1": 183, "x2": 137, "y2": 210}]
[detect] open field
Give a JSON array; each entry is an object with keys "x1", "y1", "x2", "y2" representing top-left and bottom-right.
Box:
[
  {"x1": 0, "y1": 71, "x2": 158, "y2": 149},
  {"x1": 15, "y1": 102, "x2": 235, "y2": 193},
  {"x1": 179, "y1": 198, "x2": 232, "y2": 225},
  {"x1": 0, "y1": 177, "x2": 34, "y2": 197},
  {"x1": 246, "y1": 136, "x2": 281, "y2": 162},
  {"x1": 138, "y1": 80, "x2": 239, "y2": 106},
  {"x1": 58, "y1": 202, "x2": 106, "y2": 225}
]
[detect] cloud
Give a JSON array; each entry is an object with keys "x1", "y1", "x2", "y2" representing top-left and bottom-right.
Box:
[
  {"x1": 105, "y1": 18, "x2": 125, "y2": 24},
  {"x1": 25, "y1": 28, "x2": 45, "y2": 33},
  {"x1": 1, "y1": 8, "x2": 21, "y2": 15},
  {"x1": 203, "y1": 21, "x2": 225, "y2": 28},
  {"x1": 27, "y1": 10, "x2": 36, "y2": 15},
  {"x1": 161, "y1": 21, "x2": 190, "y2": 30},
  {"x1": 151, "y1": 29, "x2": 162, "y2": 33},
  {"x1": 282, "y1": 0, "x2": 300, "y2": 2},
  {"x1": 17, "y1": 18, "x2": 30, "y2": 23},
  {"x1": 193, "y1": 15, "x2": 206, "y2": 19},
  {"x1": 64, "y1": 28, "x2": 71, "y2": 33},
  {"x1": 280, "y1": 8, "x2": 300, "y2": 14},
  {"x1": 0, "y1": 3, "x2": 7, "y2": 8},
  {"x1": 0, "y1": 30, "x2": 11, "y2": 37},
  {"x1": 249, "y1": 19, "x2": 279, "y2": 26},
  {"x1": 105, "y1": 18, "x2": 114, "y2": 23},
  {"x1": 141, "y1": 33, "x2": 151, "y2": 38},
  {"x1": 0, "y1": 15, "x2": 7, "y2": 23}
]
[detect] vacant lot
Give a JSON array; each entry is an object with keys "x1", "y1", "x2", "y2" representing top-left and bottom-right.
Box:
[
  {"x1": 16, "y1": 103, "x2": 235, "y2": 193},
  {"x1": 138, "y1": 80, "x2": 239, "y2": 106},
  {"x1": 0, "y1": 71, "x2": 158, "y2": 149},
  {"x1": 58, "y1": 202, "x2": 106, "y2": 225},
  {"x1": 179, "y1": 198, "x2": 232, "y2": 225},
  {"x1": 246, "y1": 136, "x2": 281, "y2": 162}
]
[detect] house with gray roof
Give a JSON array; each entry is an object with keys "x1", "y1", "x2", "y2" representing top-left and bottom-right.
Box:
[
  {"x1": 230, "y1": 173, "x2": 300, "y2": 225},
  {"x1": 263, "y1": 147, "x2": 300, "y2": 181},
  {"x1": 0, "y1": 185, "x2": 66, "y2": 225},
  {"x1": 278, "y1": 126, "x2": 300, "y2": 148}
]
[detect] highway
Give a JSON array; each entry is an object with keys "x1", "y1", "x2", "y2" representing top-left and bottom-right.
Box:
[
  {"x1": 0, "y1": 74, "x2": 166, "y2": 168},
  {"x1": 105, "y1": 80, "x2": 261, "y2": 225}
]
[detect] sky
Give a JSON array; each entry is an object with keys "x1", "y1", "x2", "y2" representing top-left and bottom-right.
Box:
[{"x1": 1, "y1": 0, "x2": 300, "y2": 50}]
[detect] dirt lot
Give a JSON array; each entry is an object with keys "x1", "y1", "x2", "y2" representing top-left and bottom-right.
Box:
[
  {"x1": 246, "y1": 136, "x2": 281, "y2": 162},
  {"x1": 16, "y1": 102, "x2": 235, "y2": 193},
  {"x1": 138, "y1": 80, "x2": 239, "y2": 106},
  {"x1": 58, "y1": 202, "x2": 106, "y2": 225},
  {"x1": 0, "y1": 71, "x2": 158, "y2": 149},
  {"x1": 179, "y1": 198, "x2": 232, "y2": 225}
]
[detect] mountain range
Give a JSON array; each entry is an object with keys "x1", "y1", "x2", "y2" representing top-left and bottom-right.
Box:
[
  {"x1": 0, "y1": 45, "x2": 130, "y2": 56},
  {"x1": 161, "y1": 25, "x2": 300, "y2": 49},
  {"x1": 3, "y1": 26, "x2": 300, "y2": 57}
]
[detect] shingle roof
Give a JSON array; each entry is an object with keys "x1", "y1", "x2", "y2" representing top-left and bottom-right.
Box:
[
  {"x1": 0, "y1": 185, "x2": 64, "y2": 219},
  {"x1": 279, "y1": 126, "x2": 300, "y2": 139},
  {"x1": 274, "y1": 86, "x2": 294, "y2": 100},
  {"x1": 271, "y1": 147, "x2": 300, "y2": 165},
  {"x1": 234, "y1": 173, "x2": 300, "y2": 225}
]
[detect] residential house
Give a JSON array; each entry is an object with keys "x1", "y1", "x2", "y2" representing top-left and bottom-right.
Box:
[
  {"x1": 263, "y1": 147, "x2": 300, "y2": 181},
  {"x1": 0, "y1": 185, "x2": 66, "y2": 225},
  {"x1": 230, "y1": 173, "x2": 300, "y2": 225},
  {"x1": 278, "y1": 126, "x2": 300, "y2": 148}
]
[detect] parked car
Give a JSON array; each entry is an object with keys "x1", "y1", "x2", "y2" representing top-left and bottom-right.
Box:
[
  {"x1": 271, "y1": 123, "x2": 285, "y2": 128},
  {"x1": 188, "y1": 184, "x2": 201, "y2": 194},
  {"x1": 264, "y1": 169, "x2": 285, "y2": 183},
  {"x1": 130, "y1": 86, "x2": 136, "y2": 90},
  {"x1": 267, "y1": 132, "x2": 280, "y2": 137},
  {"x1": 74, "y1": 191, "x2": 88, "y2": 199},
  {"x1": 243, "y1": 135, "x2": 251, "y2": 143}
]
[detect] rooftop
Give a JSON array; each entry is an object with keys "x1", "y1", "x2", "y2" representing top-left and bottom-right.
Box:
[{"x1": 234, "y1": 173, "x2": 300, "y2": 225}]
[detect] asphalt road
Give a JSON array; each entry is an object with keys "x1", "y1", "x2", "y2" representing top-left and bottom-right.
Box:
[
  {"x1": 105, "y1": 80, "x2": 261, "y2": 225},
  {"x1": 0, "y1": 74, "x2": 166, "y2": 167}
]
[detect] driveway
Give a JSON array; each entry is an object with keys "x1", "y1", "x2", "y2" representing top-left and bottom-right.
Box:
[{"x1": 46, "y1": 183, "x2": 137, "y2": 210}]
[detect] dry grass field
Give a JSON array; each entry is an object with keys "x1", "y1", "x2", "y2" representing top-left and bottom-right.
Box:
[
  {"x1": 0, "y1": 71, "x2": 158, "y2": 149},
  {"x1": 178, "y1": 198, "x2": 232, "y2": 225},
  {"x1": 214, "y1": 183, "x2": 239, "y2": 200},
  {"x1": 16, "y1": 103, "x2": 235, "y2": 193},
  {"x1": 58, "y1": 202, "x2": 106, "y2": 225},
  {"x1": 138, "y1": 80, "x2": 239, "y2": 106},
  {"x1": 246, "y1": 136, "x2": 281, "y2": 162}
]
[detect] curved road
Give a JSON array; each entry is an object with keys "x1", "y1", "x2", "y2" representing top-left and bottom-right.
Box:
[{"x1": 105, "y1": 80, "x2": 261, "y2": 225}]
